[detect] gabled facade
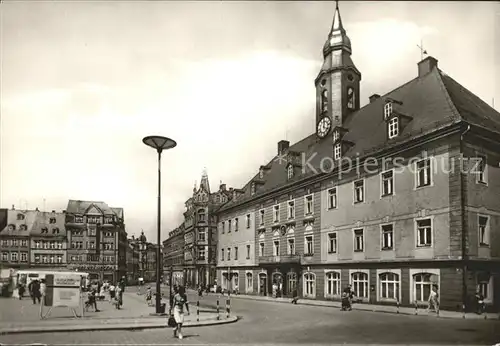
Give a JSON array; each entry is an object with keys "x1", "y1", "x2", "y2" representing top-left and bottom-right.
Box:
[
  {"x1": 183, "y1": 170, "x2": 237, "y2": 287},
  {"x1": 0, "y1": 207, "x2": 33, "y2": 269},
  {"x1": 65, "y1": 200, "x2": 127, "y2": 282},
  {"x1": 215, "y1": 2, "x2": 500, "y2": 311},
  {"x1": 30, "y1": 210, "x2": 67, "y2": 267}
]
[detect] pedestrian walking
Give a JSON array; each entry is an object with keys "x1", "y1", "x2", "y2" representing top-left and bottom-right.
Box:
[
  {"x1": 427, "y1": 285, "x2": 439, "y2": 314},
  {"x1": 172, "y1": 286, "x2": 190, "y2": 340},
  {"x1": 18, "y1": 283, "x2": 25, "y2": 300},
  {"x1": 29, "y1": 279, "x2": 41, "y2": 304},
  {"x1": 291, "y1": 289, "x2": 299, "y2": 304}
]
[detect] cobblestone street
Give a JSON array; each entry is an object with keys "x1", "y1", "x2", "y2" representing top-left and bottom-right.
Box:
[{"x1": 1, "y1": 292, "x2": 499, "y2": 345}]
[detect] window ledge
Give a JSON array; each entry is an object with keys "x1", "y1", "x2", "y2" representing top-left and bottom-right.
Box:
[
  {"x1": 354, "y1": 201, "x2": 364, "y2": 204},
  {"x1": 304, "y1": 253, "x2": 314, "y2": 257},
  {"x1": 415, "y1": 183, "x2": 431, "y2": 190},
  {"x1": 416, "y1": 245, "x2": 431, "y2": 248},
  {"x1": 479, "y1": 243, "x2": 490, "y2": 248},
  {"x1": 476, "y1": 180, "x2": 488, "y2": 186},
  {"x1": 327, "y1": 251, "x2": 337, "y2": 254},
  {"x1": 381, "y1": 247, "x2": 394, "y2": 251},
  {"x1": 381, "y1": 193, "x2": 394, "y2": 198},
  {"x1": 354, "y1": 249, "x2": 364, "y2": 253}
]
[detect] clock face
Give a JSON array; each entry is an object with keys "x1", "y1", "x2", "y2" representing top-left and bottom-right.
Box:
[{"x1": 317, "y1": 117, "x2": 332, "y2": 138}]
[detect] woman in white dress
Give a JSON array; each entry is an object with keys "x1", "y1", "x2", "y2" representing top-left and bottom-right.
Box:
[{"x1": 172, "y1": 286, "x2": 190, "y2": 339}]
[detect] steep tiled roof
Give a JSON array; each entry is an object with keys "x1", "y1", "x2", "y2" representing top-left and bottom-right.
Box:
[
  {"x1": 220, "y1": 63, "x2": 500, "y2": 212},
  {"x1": 66, "y1": 200, "x2": 114, "y2": 216},
  {"x1": 111, "y1": 207, "x2": 124, "y2": 220},
  {"x1": 31, "y1": 211, "x2": 67, "y2": 237},
  {"x1": 0, "y1": 210, "x2": 38, "y2": 236},
  {"x1": 0, "y1": 209, "x2": 7, "y2": 231}
]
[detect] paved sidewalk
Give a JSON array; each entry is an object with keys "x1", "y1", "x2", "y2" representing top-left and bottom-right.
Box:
[
  {"x1": 0, "y1": 290, "x2": 237, "y2": 335},
  {"x1": 208, "y1": 291, "x2": 500, "y2": 321}
]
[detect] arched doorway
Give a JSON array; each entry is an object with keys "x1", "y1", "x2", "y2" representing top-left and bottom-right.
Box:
[
  {"x1": 258, "y1": 273, "x2": 267, "y2": 296},
  {"x1": 272, "y1": 272, "x2": 283, "y2": 297}
]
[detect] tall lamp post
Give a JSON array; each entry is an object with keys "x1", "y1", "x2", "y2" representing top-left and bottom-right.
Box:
[{"x1": 143, "y1": 135, "x2": 177, "y2": 314}]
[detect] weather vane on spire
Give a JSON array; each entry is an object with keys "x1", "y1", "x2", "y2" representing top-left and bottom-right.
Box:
[{"x1": 417, "y1": 39, "x2": 428, "y2": 61}]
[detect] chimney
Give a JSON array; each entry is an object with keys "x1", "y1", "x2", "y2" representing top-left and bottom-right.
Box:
[
  {"x1": 278, "y1": 140, "x2": 290, "y2": 155},
  {"x1": 369, "y1": 94, "x2": 380, "y2": 103},
  {"x1": 62, "y1": 210, "x2": 66, "y2": 214},
  {"x1": 11, "y1": 205, "x2": 15, "y2": 210},
  {"x1": 219, "y1": 183, "x2": 226, "y2": 191},
  {"x1": 52, "y1": 210, "x2": 55, "y2": 213},
  {"x1": 35, "y1": 207, "x2": 39, "y2": 211},
  {"x1": 418, "y1": 56, "x2": 438, "y2": 77}
]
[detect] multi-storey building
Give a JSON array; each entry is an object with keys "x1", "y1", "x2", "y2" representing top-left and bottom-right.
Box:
[
  {"x1": 217, "y1": 205, "x2": 258, "y2": 294},
  {"x1": 126, "y1": 235, "x2": 140, "y2": 284},
  {"x1": 215, "y1": 3, "x2": 500, "y2": 311},
  {"x1": 163, "y1": 224, "x2": 185, "y2": 286},
  {"x1": 30, "y1": 211, "x2": 67, "y2": 268},
  {"x1": 183, "y1": 171, "x2": 237, "y2": 287},
  {"x1": 65, "y1": 200, "x2": 127, "y2": 282},
  {"x1": 0, "y1": 207, "x2": 32, "y2": 269},
  {"x1": 129, "y1": 231, "x2": 159, "y2": 282}
]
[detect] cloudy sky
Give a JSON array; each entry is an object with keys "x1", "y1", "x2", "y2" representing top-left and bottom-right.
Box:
[{"x1": 1, "y1": 1, "x2": 499, "y2": 241}]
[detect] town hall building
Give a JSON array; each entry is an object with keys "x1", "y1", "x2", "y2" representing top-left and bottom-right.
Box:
[{"x1": 214, "y1": 2, "x2": 500, "y2": 311}]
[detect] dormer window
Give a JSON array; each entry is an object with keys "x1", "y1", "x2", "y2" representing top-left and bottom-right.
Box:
[
  {"x1": 259, "y1": 168, "x2": 264, "y2": 179},
  {"x1": 384, "y1": 101, "x2": 393, "y2": 119},
  {"x1": 333, "y1": 130, "x2": 340, "y2": 143},
  {"x1": 251, "y1": 182, "x2": 256, "y2": 196},
  {"x1": 20, "y1": 224, "x2": 27, "y2": 231},
  {"x1": 41, "y1": 227, "x2": 48, "y2": 234},
  {"x1": 75, "y1": 216, "x2": 83, "y2": 223},
  {"x1": 49, "y1": 217, "x2": 56, "y2": 224},
  {"x1": 388, "y1": 117, "x2": 399, "y2": 138},
  {"x1": 287, "y1": 164, "x2": 294, "y2": 179},
  {"x1": 17, "y1": 214, "x2": 25, "y2": 221},
  {"x1": 347, "y1": 87, "x2": 355, "y2": 110},
  {"x1": 8, "y1": 224, "x2": 16, "y2": 231},
  {"x1": 52, "y1": 227, "x2": 60, "y2": 234},
  {"x1": 334, "y1": 143, "x2": 342, "y2": 160}
]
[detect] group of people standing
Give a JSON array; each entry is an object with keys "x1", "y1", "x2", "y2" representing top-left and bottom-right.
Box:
[
  {"x1": 84, "y1": 277, "x2": 126, "y2": 312},
  {"x1": 17, "y1": 279, "x2": 47, "y2": 305}
]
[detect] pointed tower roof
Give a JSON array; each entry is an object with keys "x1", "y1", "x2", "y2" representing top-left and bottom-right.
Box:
[
  {"x1": 323, "y1": 1, "x2": 351, "y2": 57},
  {"x1": 199, "y1": 168, "x2": 210, "y2": 193}
]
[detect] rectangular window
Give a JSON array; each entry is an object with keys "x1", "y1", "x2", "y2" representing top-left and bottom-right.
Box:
[
  {"x1": 381, "y1": 170, "x2": 394, "y2": 196},
  {"x1": 75, "y1": 216, "x2": 83, "y2": 223},
  {"x1": 234, "y1": 218, "x2": 239, "y2": 231},
  {"x1": 11, "y1": 239, "x2": 18, "y2": 247},
  {"x1": 228, "y1": 220, "x2": 232, "y2": 232},
  {"x1": 478, "y1": 216, "x2": 489, "y2": 246},
  {"x1": 259, "y1": 209, "x2": 265, "y2": 225},
  {"x1": 288, "y1": 200, "x2": 295, "y2": 219},
  {"x1": 56, "y1": 255, "x2": 63, "y2": 263},
  {"x1": 334, "y1": 143, "x2": 342, "y2": 160},
  {"x1": 476, "y1": 155, "x2": 487, "y2": 184},
  {"x1": 381, "y1": 224, "x2": 394, "y2": 250},
  {"x1": 21, "y1": 239, "x2": 28, "y2": 247},
  {"x1": 305, "y1": 236, "x2": 313, "y2": 255},
  {"x1": 198, "y1": 248, "x2": 205, "y2": 260},
  {"x1": 305, "y1": 195, "x2": 314, "y2": 215},
  {"x1": 227, "y1": 248, "x2": 231, "y2": 261},
  {"x1": 416, "y1": 219, "x2": 432, "y2": 247},
  {"x1": 246, "y1": 245, "x2": 251, "y2": 259},
  {"x1": 198, "y1": 229, "x2": 206, "y2": 242},
  {"x1": 11, "y1": 252, "x2": 18, "y2": 261},
  {"x1": 273, "y1": 205, "x2": 280, "y2": 222},
  {"x1": 328, "y1": 233, "x2": 337, "y2": 253},
  {"x1": 416, "y1": 158, "x2": 432, "y2": 187},
  {"x1": 354, "y1": 180, "x2": 364, "y2": 203},
  {"x1": 246, "y1": 214, "x2": 251, "y2": 228},
  {"x1": 327, "y1": 187, "x2": 337, "y2": 209},
  {"x1": 259, "y1": 242, "x2": 265, "y2": 257},
  {"x1": 221, "y1": 221, "x2": 225, "y2": 234},
  {"x1": 221, "y1": 249, "x2": 224, "y2": 261},
  {"x1": 273, "y1": 240, "x2": 280, "y2": 256},
  {"x1": 354, "y1": 229, "x2": 364, "y2": 252},
  {"x1": 288, "y1": 238, "x2": 295, "y2": 255},
  {"x1": 20, "y1": 252, "x2": 28, "y2": 262},
  {"x1": 1, "y1": 252, "x2": 7, "y2": 261},
  {"x1": 384, "y1": 101, "x2": 393, "y2": 119},
  {"x1": 234, "y1": 247, "x2": 238, "y2": 260},
  {"x1": 388, "y1": 117, "x2": 399, "y2": 138}
]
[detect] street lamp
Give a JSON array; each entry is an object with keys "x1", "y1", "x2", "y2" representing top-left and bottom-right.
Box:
[{"x1": 143, "y1": 135, "x2": 177, "y2": 314}]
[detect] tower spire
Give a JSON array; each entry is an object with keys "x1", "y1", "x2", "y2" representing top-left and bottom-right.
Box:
[
  {"x1": 323, "y1": 0, "x2": 351, "y2": 57},
  {"x1": 199, "y1": 168, "x2": 210, "y2": 193}
]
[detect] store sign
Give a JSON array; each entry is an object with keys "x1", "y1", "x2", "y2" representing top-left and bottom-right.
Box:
[{"x1": 44, "y1": 273, "x2": 81, "y2": 308}]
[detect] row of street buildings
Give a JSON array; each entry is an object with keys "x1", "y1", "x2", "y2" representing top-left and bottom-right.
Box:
[
  {"x1": 162, "y1": 3, "x2": 500, "y2": 312},
  {"x1": 0, "y1": 200, "x2": 160, "y2": 284}
]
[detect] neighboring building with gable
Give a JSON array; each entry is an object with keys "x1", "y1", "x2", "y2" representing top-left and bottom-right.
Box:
[
  {"x1": 183, "y1": 170, "x2": 238, "y2": 287},
  {"x1": 30, "y1": 210, "x2": 67, "y2": 267},
  {"x1": 0, "y1": 206, "x2": 33, "y2": 269},
  {"x1": 65, "y1": 200, "x2": 127, "y2": 282},
  {"x1": 214, "y1": 2, "x2": 500, "y2": 311}
]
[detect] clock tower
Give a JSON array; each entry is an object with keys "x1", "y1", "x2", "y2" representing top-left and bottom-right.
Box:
[{"x1": 315, "y1": 1, "x2": 361, "y2": 139}]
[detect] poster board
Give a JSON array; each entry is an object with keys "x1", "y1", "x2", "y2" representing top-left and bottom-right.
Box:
[{"x1": 44, "y1": 273, "x2": 81, "y2": 308}]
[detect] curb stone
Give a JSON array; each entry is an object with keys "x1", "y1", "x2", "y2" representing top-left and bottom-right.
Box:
[{"x1": 0, "y1": 316, "x2": 238, "y2": 335}]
